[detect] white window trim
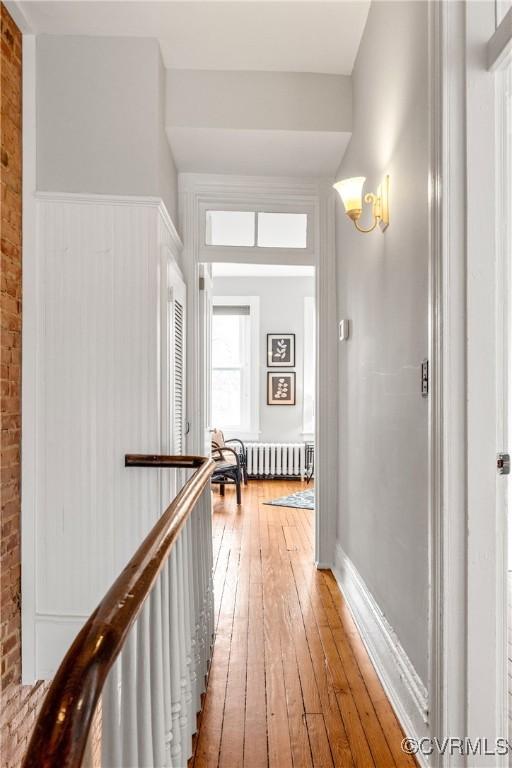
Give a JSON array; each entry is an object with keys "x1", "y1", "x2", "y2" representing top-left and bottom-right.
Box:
[{"x1": 211, "y1": 295, "x2": 260, "y2": 442}]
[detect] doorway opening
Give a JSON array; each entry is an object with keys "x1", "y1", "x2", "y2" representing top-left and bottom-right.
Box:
[
  {"x1": 202, "y1": 261, "x2": 316, "y2": 537},
  {"x1": 181, "y1": 174, "x2": 335, "y2": 567}
]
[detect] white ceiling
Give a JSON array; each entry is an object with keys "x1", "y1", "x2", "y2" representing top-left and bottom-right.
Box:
[
  {"x1": 212, "y1": 262, "x2": 315, "y2": 277},
  {"x1": 20, "y1": 1, "x2": 370, "y2": 74}
]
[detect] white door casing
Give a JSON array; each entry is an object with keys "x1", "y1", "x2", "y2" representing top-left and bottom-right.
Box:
[
  {"x1": 179, "y1": 174, "x2": 337, "y2": 567},
  {"x1": 429, "y1": 3, "x2": 512, "y2": 763},
  {"x1": 466, "y1": 2, "x2": 511, "y2": 758}
]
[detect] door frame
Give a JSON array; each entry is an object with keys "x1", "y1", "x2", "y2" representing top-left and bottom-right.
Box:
[
  {"x1": 427, "y1": 2, "x2": 468, "y2": 760},
  {"x1": 429, "y1": 1, "x2": 512, "y2": 762},
  {"x1": 464, "y1": 1, "x2": 512, "y2": 757},
  {"x1": 179, "y1": 174, "x2": 337, "y2": 567}
]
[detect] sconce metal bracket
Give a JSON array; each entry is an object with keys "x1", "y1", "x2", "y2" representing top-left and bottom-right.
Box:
[{"x1": 378, "y1": 175, "x2": 390, "y2": 231}]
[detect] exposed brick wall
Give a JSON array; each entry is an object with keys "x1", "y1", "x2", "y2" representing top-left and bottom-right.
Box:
[{"x1": 1, "y1": 5, "x2": 50, "y2": 766}]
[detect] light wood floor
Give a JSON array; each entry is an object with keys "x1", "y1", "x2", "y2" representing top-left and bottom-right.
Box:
[{"x1": 190, "y1": 480, "x2": 416, "y2": 768}]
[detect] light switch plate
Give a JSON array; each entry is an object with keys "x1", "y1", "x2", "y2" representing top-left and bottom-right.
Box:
[{"x1": 339, "y1": 319, "x2": 350, "y2": 341}]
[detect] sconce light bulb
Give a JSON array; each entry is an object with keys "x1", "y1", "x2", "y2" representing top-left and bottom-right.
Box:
[{"x1": 333, "y1": 176, "x2": 366, "y2": 217}]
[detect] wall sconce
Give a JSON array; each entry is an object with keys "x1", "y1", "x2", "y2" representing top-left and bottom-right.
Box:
[{"x1": 333, "y1": 175, "x2": 390, "y2": 233}]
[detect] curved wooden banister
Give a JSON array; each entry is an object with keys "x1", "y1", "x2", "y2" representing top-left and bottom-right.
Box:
[{"x1": 22, "y1": 455, "x2": 215, "y2": 768}]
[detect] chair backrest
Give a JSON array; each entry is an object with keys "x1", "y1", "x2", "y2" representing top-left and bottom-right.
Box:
[{"x1": 211, "y1": 428, "x2": 225, "y2": 450}]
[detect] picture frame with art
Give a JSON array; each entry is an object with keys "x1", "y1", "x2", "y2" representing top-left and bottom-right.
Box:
[
  {"x1": 267, "y1": 333, "x2": 295, "y2": 367},
  {"x1": 267, "y1": 372, "x2": 296, "y2": 405}
]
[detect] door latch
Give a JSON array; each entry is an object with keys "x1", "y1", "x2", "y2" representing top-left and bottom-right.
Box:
[
  {"x1": 497, "y1": 453, "x2": 510, "y2": 475},
  {"x1": 421, "y1": 359, "x2": 429, "y2": 397}
]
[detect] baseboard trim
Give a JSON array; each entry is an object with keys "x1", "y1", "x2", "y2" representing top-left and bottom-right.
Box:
[{"x1": 333, "y1": 544, "x2": 429, "y2": 766}]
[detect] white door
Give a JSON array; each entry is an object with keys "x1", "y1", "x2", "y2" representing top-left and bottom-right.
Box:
[
  {"x1": 497, "y1": 56, "x2": 512, "y2": 752},
  {"x1": 465, "y1": 3, "x2": 512, "y2": 755}
]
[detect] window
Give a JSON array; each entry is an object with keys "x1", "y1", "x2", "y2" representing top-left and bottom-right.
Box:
[
  {"x1": 211, "y1": 297, "x2": 259, "y2": 438},
  {"x1": 206, "y1": 211, "x2": 255, "y2": 247},
  {"x1": 257, "y1": 212, "x2": 307, "y2": 248},
  {"x1": 205, "y1": 210, "x2": 308, "y2": 249}
]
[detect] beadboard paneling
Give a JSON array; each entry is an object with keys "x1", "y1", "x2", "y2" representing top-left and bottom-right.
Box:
[{"x1": 22, "y1": 193, "x2": 183, "y2": 680}]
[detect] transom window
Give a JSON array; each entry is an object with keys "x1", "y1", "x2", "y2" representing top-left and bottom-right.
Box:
[{"x1": 205, "y1": 210, "x2": 308, "y2": 249}]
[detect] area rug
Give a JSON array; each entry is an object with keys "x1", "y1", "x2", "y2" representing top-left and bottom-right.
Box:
[{"x1": 264, "y1": 488, "x2": 315, "y2": 510}]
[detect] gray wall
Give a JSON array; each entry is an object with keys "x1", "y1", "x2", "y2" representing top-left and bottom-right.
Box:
[
  {"x1": 166, "y1": 69, "x2": 352, "y2": 132},
  {"x1": 335, "y1": 0, "x2": 429, "y2": 683},
  {"x1": 213, "y1": 275, "x2": 314, "y2": 443},
  {"x1": 36, "y1": 35, "x2": 178, "y2": 223}
]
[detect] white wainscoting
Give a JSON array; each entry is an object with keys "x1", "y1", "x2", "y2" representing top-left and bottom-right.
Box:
[
  {"x1": 22, "y1": 192, "x2": 183, "y2": 681},
  {"x1": 333, "y1": 544, "x2": 429, "y2": 766}
]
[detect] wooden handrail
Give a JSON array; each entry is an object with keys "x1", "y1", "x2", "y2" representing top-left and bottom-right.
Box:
[
  {"x1": 125, "y1": 453, "x2": 207, "y2": 468},
  {"x1": 22, "y1": 455, "x2": 215, "y2": 768}
]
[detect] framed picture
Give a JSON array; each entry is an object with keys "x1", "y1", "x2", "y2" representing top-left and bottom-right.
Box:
[
  {"x1": 267, "y1": 333, "x2": 295, "y2": 367},
  {"x1": 267, "y1": 372, "x2": 296, "y2": 405}
]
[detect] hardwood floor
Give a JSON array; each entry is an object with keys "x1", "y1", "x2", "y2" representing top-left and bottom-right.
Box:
[{"x1": 190, "y1": 479, "x2": 416, "y2": 768}]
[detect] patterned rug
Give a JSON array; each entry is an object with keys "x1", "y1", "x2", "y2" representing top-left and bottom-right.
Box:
[{"x1": 264, "y1": 488, "x2": 315, "y2": 510}]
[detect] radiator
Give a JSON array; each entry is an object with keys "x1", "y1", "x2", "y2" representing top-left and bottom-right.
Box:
[{"x1": 245, "y1": 443, "x2": 306, "y2": 479}]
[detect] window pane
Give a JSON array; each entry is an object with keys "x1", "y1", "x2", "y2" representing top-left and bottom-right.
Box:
[
  {"x1": 212, "y1": 369, "x2": 241, "y2": 427},
  {"x1": 206, "y1": 210, "x2": 255, "y2": 246},
  {"x1": 257, "y1": 212, "x2": 307, "y2": 248},
  {"x1": 212, "y1": 315, "x2": 242, "y2": 366}
]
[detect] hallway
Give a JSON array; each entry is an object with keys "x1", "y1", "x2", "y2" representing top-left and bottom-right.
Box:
[{"x1": 191, "y1": 481, "x2": 416, "y2": 768}]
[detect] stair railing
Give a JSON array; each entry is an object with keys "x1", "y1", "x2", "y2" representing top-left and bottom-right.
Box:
[{"x1": 22, "y1": 454, "x2": 215, "y2": 768}]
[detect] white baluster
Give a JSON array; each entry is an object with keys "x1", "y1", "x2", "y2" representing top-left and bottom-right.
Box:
[
  {"x1": 120, "y1": 628, "x2": 139, "y2": 767},
  {"x1": 184, "y1": 525, "x2": 196, "y2": 753},
  {"x1": 176, "y1": 532, "x2": 193, "y2": 759},
  {"x1": 169, "y1": 546, "x2": 184, "y2": 767},
  {"x1": 137, "y1": 602, "x2": 154, "y2": 767},
  {"x1": 197, "y1": 492, "x2": 207, "y2": 687},
  {"x1": 206, "y1": 487, "x2": 215, "y2": 656},
  {"x1": 197, "y1": 495, "x2": 206, "y2": 695},
  {"x1": 202, "y1": 488, "x2": 212, "y2": 678},
  {"x1": 186, "y1": 513, "x2": 201, "y2": 714},
  {"x1": 101, "y1": 658, "x2": 122, "y2": 766},
  {"x1": 149, "y1": 574, "x2": 166, "y2": 767},
  {"x1": 160, "y1": 558, "x2": 173, "y2": 766},
  {"x1": 184, "y1": 469, "x2": 203, "y2": 712}
]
